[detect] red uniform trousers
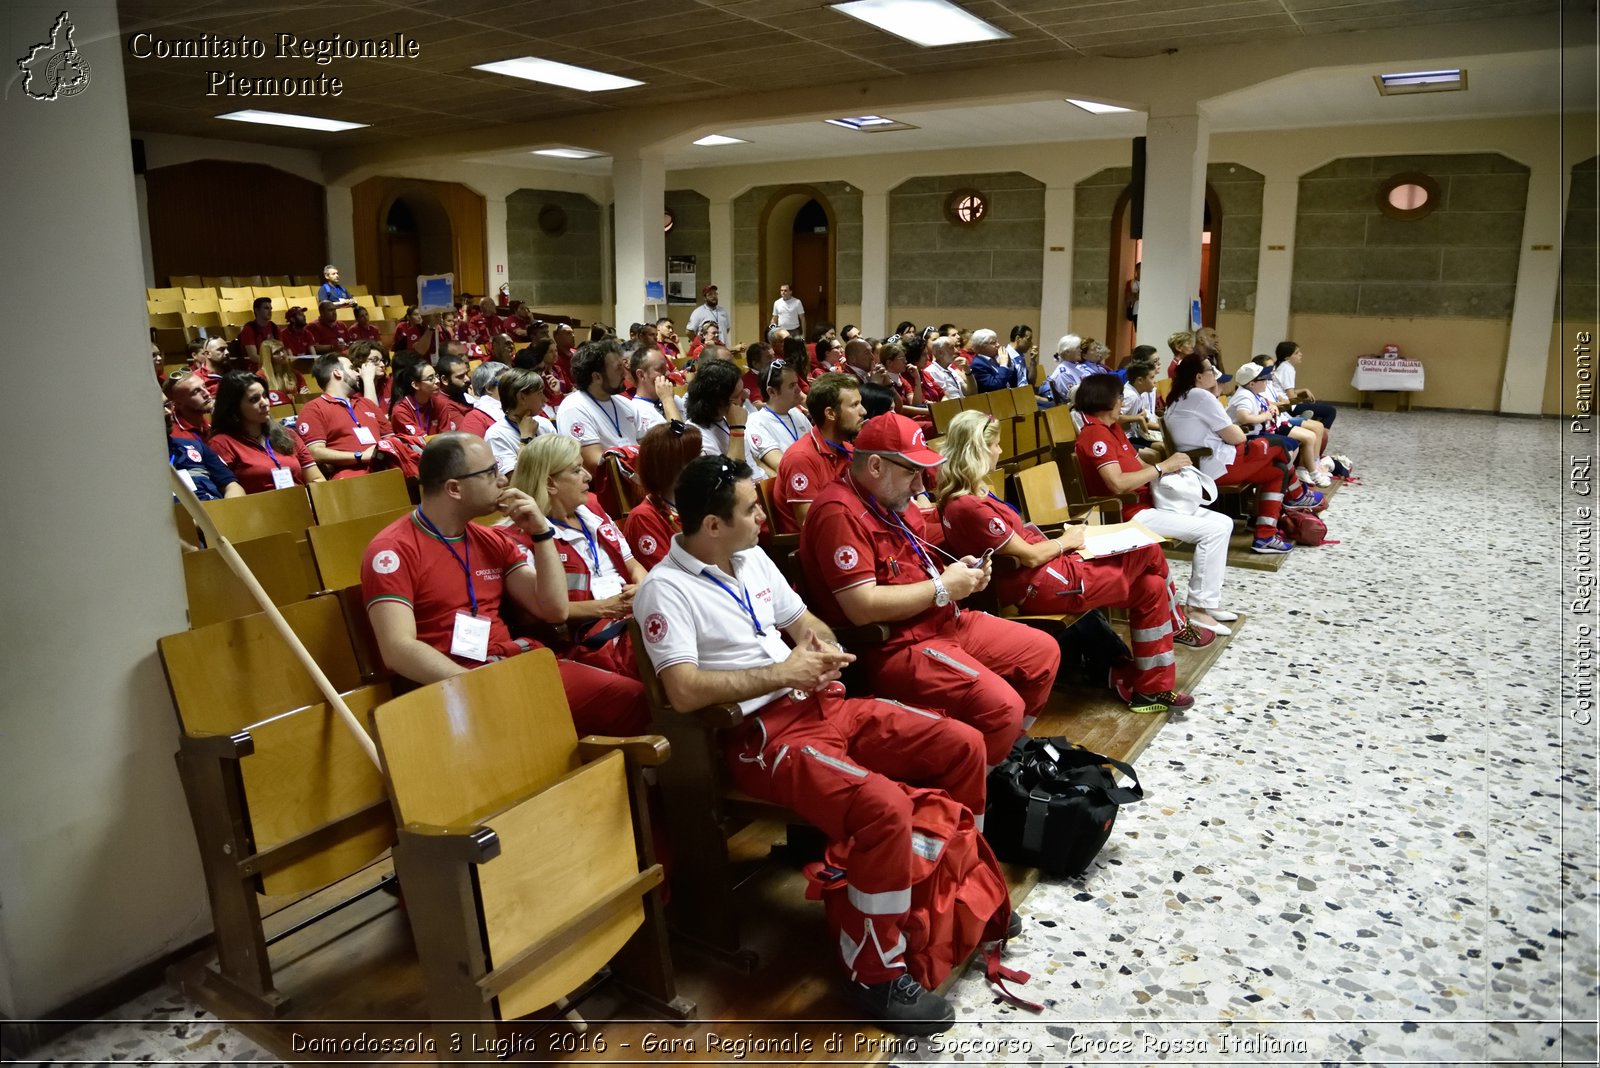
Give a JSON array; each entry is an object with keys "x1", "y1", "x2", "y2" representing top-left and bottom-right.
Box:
[
  {"x1": 724, "y1": 690, "x2": 986, "y2": 984},
  {"x1": 1217, "y1": 437, "x2": 1297, "y2": 539},
  {"x1": 1017, "y1": 544, "x2": 1178, "y2": 693},
  {"x1": 860, "y1": 611, "x2": 1059, "y2": 767},
  {"x1": 555, "y1": 657, "x2": 650, "y2": 736}
]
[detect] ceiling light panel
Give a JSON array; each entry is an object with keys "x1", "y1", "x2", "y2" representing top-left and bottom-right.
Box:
[{"x1": 831, "y1": 0, "x2": 1010, "y2": 47}]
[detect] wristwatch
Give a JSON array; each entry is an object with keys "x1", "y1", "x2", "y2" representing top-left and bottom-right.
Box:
[{"x1": 932, "y1": 578, "x2": 951, "y2": 608}]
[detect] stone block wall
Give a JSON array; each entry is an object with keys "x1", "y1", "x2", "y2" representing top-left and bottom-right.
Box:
[
  {"x1": 1292, "y1": 152, "x2": 1529, "y2": 319},
  {"x1": 506, "y1": 189, "x2": 604, "y2": 308},
  {"x1": 887, "y1": 172, "x2": 1044, "y2": 308}
]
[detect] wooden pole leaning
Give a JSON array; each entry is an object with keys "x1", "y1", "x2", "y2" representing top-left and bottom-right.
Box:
[{"x1": 168, "y1": 467, "x2": 379, "y2": 767}]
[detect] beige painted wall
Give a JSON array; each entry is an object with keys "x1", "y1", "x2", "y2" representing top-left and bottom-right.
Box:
[{"x1": 1288, "y1": 313, "x2": 1512, "y2": 411}]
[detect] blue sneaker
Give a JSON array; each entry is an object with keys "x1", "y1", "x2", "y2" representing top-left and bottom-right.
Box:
[
  {"x1": 1284, "y1": 488, "x2": 1325, "y2": 511},
  {"x1": 1251, "y1": 534, "x2": 1293, "y2": 554}
]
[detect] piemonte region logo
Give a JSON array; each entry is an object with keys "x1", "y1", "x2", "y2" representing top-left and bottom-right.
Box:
[{"x1": 18, "y1": 11, "x2": 92, "y2": 101}]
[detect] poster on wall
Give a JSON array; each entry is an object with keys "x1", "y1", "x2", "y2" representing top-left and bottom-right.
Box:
[
  {"x1": 668, "y1": 256, "x2": 698, "y2": 303},
  {"x1": 417, "y1": 273, "x2": 455, "y2": 314}
]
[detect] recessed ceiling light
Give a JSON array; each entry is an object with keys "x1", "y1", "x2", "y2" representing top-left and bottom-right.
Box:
[
  {"x1": 693, "y1": 134, "x2": 748, "y2": 146},
  {"x1": 831, "y1": 0, "x2": 1009, "y2": 47},
  {"x1": 824, "y1": 115, "x2": 918, "y2": 132},
  {"x1": 217, "y1": 110, "x2": 367, "y2": 132},
  {"x1": 1375, "y1": 68, "x2": 1466, "y2": 95},
  {"x1": 474, "y1": 56, "x2": 643, "y2": 92},
  {"x1": 532, "y1": 147, "x2": 605, "y2": 159},
  {"x1": 1066, "y1": 98, "x2": 1134, "y2": 115}
]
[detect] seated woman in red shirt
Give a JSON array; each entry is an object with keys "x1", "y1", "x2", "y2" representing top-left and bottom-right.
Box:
[
  {"x1": 387, "y1": 359, "x2": 458, "y2": 437},
  {"x1": 624, "y1": 420, "x2": 703, "y2": 570},
  {"x1": 936, "y1": 409, "x2": 1209, "y2": 714},
  {"x1": 508, "y1": 434, "x2": 646, "y2": 677},
  {"x1": 257, "y1": 338, "x2": 307, "y2": 402},
  {"x1": 208, "y1": 371, "x2": 325, "y2": 493}
]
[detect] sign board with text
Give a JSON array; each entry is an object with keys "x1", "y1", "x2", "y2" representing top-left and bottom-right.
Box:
[{"x1": 1351, "y1": 357, "x2": 1424, "y2": 392}]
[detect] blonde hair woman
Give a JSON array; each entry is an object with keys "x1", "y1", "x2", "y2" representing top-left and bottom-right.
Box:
[
  {"x1": 256, "y1": 337, "x2": 305, "y2": 403},
  {"x1": 936, "y1": 409, "x2": 1203, "y2": 716},
  {"x1": 507, "y1": 436, "x2": 646, "y2": 675}
]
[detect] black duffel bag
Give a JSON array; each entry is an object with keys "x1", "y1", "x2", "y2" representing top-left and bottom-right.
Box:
[{"x1": 984, "y1": 736, "x2": 1144, "y2": 877}]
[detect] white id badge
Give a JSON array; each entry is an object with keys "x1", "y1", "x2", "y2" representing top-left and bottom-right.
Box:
[
  {"x1": 353, "y1": 426, "x2": 377, "y2": 445},
  {"x1": 270, "y1": 467, "x2": 295, "y2": 490},
  {"x1": 450, "y1": 611, "x2": 491, "y2": 662},
  {"x1": 590, "y1": 572, "x2": 623, "y2": 601},
  {"x1": 175, "y1": 469, "x2": 197, "y2": 492}
]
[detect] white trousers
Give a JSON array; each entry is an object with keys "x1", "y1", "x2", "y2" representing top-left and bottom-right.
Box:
[{"x1": 1134, "y1": 506, "x2": 1234, "y2": 610}]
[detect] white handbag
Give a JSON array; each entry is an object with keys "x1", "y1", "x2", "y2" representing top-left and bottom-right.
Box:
[{"x1": 1150, "y1": 465, "x2": 1219, "y2": 515}]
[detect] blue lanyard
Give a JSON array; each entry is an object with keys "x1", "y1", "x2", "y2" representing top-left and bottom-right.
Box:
[
  {"x1": 591, "y1": 394, "x2": 623, "y2": 438},
  {"x1": 852, "y1": 478, "x2": 937, "y2": 579},
  {"x1": 774, "y1": 411, "x2": 800, "y2": 443},
  {"x1": 261, "y1": 435, "x2": 282, "y2": 469},
  {"x1": 699, "y1": 570, "x2": 764, "y2": 636},
  {"x1": 332, "y1": 396, "x2": 361, "y2": 425},
  {"x1": 553, "y1": 513, "x2": 601, "y2": 572},
  {"x1": 988, "y1": 491, "x2": 1019, "y2": 516},
  {"x1": 415, "y1": 508, "x2": 477, "y2": 616},
  {"x1": 419, "y1": 399, "x2": 434, "y2": 435},
  {"x1": 819, "y1": 432, "x2": 851, "y2": 461}
]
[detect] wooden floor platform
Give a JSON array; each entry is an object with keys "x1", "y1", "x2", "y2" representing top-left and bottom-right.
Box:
[
  {"x1": 1162, "y1": 477, "x2": 1345, "y2": 572},
  {"x1": 171, "y1": 617, "x2": 1246, "y2": 1063}
]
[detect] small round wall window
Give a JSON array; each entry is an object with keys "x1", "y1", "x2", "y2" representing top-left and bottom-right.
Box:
[{"x1": 1377, "y1": 172, "x2": 1440, "y2": 220}]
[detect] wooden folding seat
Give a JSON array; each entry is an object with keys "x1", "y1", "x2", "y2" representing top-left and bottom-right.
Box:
[
  {"x1": 158, "y1": 595, "x2": 395, "y2": 1014},
  {"x1": 149, "y1": 310, "x2": 187, "y2": 354},
  {"x1": 183, "y1": 531, "x2": 317, "y2": 628},
  {"x1": 928, "y1": 396, "x2": 962, "y2": 435},
  {"x1": 349, "y1": 284, "x2": 369, "y2": 296},
  {"x1": 265, "y1": 274, "x2": 293, "y2": 286},
  {"x1": 987, "y1": 387, "x2": 1018, "y2": 459},
  {"x1": 148, "y1": 286, "x2": 183, "y2": 302},
  {"x1": 219, "y1": 285, "x2": 254, "y2": 303},
  {"x1": 307, "y1": 508, "x2": 410, "y2": 592},
  {"x1": 292, "y1": 274, "x2": 323, "y2": 287},
  {"x1": 380, "y1": 294, "x2": 405, "y2": 308},
  {"x1": 373, "y1": 651, "x2": 690, "y2": 1042},
  {"x1": 252, "y1": 286, "x2": 285, "y2": 304},
  {"x1": 147, "y1": 299, "x2": 182, "y2": 315},
  {"x1": 201, "y1": 276, "x2": 232, "y2": 288},
  {"x1": 354, "y1": 295, "x2": 379, "y2": 313},
  {"x1": 176, "y1": 484, "x2": 316, "y2": 545},
  {"x1": 182, "y1": 289, "x2": 218, "y2": 307},
  {"x1": 169, "y1": 274, "x2": 203, "y2": 289},
  {"x1": 335, "y1": 306, "x2": 356, "y2": 322},
  {"x1": 1010, "y1": 385, "x2": 1043, "y2": 464},
  {"x1": 307, "y1": 468, "x2": 409, "y2": 526}
]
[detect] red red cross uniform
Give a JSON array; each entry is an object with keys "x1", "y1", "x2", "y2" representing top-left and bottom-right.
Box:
[
  {"x1": 799, "y1": 479, "x2": 1060, "y2": 765},
  {"x1": 392, "y1": 320, "x2": 424, "y2": 352},
  {"x1": 281, "y1": 323, "x2": 316, "y2": 357},
  {"x1": 390, "y1": 393, "x2": 460, "y2": 437},
  {"x1": 942, "y1": 493, "x2": 1179, "y2": 694},
  {"x1": 1075, "y1": 422, "x2": 1152, "y2": 520},
  {"x1": 238, "y1": 320, "x2": 279, "y2": 354},
  {"x1": 208, "y1": 430, "x2": 318, "y2": 494},
  {"x1": 348, "y1": 322, "x2": 382, "y2": 343},
  {"x1": 773, "y1": 428, "x2": 852, "y2": 534},
  {"x1": 634, "y1": 539, "x2": 985, "y2": 984},
  {"x1": 307, "y1": 318, "x2": 350, "y2": 351},
  {"x1": 296, "y1": 393, "x2": 391, "y2": 479},
  {"x1": 623, "y1": 496, "x2": 679, "y2": 571}
]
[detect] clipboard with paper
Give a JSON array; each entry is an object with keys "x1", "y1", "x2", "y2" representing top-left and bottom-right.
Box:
[{"x1": 1075, "y1": 520, "x2": 1165, "y2": 559}]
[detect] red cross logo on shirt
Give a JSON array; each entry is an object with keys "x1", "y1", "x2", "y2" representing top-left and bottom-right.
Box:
[
  {"x1": 791, "y1": 472, "x2": 809, "y2": 492},
  {"x1": 644, "y1": 612, "x2": 669, "y2": 643}
]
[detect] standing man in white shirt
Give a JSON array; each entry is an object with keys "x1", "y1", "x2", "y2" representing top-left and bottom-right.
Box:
[
  {"x1": 770, "y1": 283, "x2": 806, "y2": 340},
  {"x1": 686, "y1": 284, "x2": 732, "y2": 343},
  {"x1": 555, "y1": 338, "x2": 644, "y2": 472}
]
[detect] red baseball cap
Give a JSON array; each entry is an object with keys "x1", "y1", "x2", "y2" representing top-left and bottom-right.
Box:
[
  {"x1": 285, "y1": 305, "x2": 307, "y2": 318},
  {"x1": 702, "y1": 284, "x2": 718, "y2": 295},
  {"x1": 854, "y1": 413, "x2": 945, "y2": 468}
]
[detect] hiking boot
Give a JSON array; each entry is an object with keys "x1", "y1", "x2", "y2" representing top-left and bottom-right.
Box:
[
  {"x1": 854, "y1": 973, "x2": 956, "y2": 1035},
  {"x1": 1126, "y1": 689, "x2": 1195, "y2": 715}
]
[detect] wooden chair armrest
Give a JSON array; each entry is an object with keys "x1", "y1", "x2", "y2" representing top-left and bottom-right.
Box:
[
  {"x1": 578, "y1": 734, "x2": 671, "y2": 767},
  {"x1": 179, "y1": 730, "x2": 255, "y2": 759},
  {"x1": 1183, "y1": 447, "x2": 1212, "y2": 462},
  {"x1": 677, "y1": 702, "x2": 747, "y2": 729}
]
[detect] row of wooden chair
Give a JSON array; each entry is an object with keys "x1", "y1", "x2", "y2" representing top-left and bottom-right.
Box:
[{"x1": 163, "y1": 274, "x2": 340, "y2": 290}]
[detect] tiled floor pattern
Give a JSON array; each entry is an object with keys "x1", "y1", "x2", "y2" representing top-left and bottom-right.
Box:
[{"x1": 14, "y1": 410, "x2": 1596, "y2": 1066}]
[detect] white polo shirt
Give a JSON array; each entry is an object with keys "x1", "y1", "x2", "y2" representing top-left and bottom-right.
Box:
[
  {"x1": 746, "y1": 405, "x2": 812, "y2": 464},
  {"x1": 1164, "y1": 389, "x2": 1237, "y2": 480},
  {"x1": 557, "y1": 389, "x2": 642, "y2": 450},
  {"x1": 924, "y1": 361, "x2": 965, "y2": 400},
  {"x1": 485, "y1": 412, "x2": 557, "y2": 473},
  {"x1": 629, "y1": 394, "x2": 669, "y2": 433},
  {"x1": 771, "y1": 296, "x2": 804, "y2": 331},
  {"x1": 1276, "y1": 362, "x2": 1298, "y2": 391},
  {"x1": 634, "y1": 538, "x2": 807, "y2": 716},
  {"x1": 686, "y1": 302, "x2": 731, "y2": 340},
  {"x1": 691, "y1": 419, "x2": 768, "y2": 481},
  {"x1": 1228, "y1": 385, "x2": 1273, "y2": 435}
]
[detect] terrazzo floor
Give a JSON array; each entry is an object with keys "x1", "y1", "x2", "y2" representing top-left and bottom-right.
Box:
[{"x1": 12, "y1": 409, "x2": 1596, "y2": 1067}]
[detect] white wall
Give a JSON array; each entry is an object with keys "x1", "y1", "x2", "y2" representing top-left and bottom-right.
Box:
[{"x1": 1, "y1": 0, "x2": 207, "y2": 1017}]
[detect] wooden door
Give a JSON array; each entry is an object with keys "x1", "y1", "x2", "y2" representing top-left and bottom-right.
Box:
[{"x1": 791, "y1": 232, "x2": 829, "y2": 329}]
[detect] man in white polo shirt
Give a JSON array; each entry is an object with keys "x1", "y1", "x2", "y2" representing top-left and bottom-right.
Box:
[
  {"x1": 770, "y1": 283, "x2": 806, "y2": 339},
  {"x1": 555, "y1": 338, "x2": 644, "y2": 471},
  {"x1": 633, "y1": 455, "x2": 988, "y2": 1036},
  {"x1": 685, "y1": 283, "x2": 731, "y2": 342}
]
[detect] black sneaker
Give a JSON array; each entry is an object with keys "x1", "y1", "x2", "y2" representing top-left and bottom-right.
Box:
[
  {"x1": 854, "y1": 973, "x2": 956, "y2": 1035},
  {"x1": 1006, "y1": 911, "x2": 1023, "y2": 939}
]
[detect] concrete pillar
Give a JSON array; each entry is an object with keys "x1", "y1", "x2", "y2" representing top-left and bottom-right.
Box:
[
  {"x1": 135, "y1": 174, "x2": 155, "y2": 287},
  {"x1": 1139, "y1": 109, "x2": 1210, "y2": 340},
  {"x1": 860, "y1": 191, "x2": 889, "y2": 337},
  {"x1": 612, "y1": 152, "x2": 666, "y2": 330},
  {"x1": 1502, "y1": 166, "x2": 1567, "y2": 414},
  {"x1": 324, "y1": 184, "x2": 355, "y2": 281},
  {"x1": 709, "y1": 198, "x2": 734, "y2": 336},
  {"x1": 1039, "y1": 183, "x2": 1076, "y2": 378},
  {"x1": 484, "y1": 195, "x2": 509, "y2": 302},
  {"x1": 1250, "y1": 174, "x2": 1299, "y2": 358},
  {"x1": 0, "y1": 0, "x2": 207, "y2": 1017}
]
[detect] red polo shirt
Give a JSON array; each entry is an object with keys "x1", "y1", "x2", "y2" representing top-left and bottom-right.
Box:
[
  {"x1": 281, "y1": 323, "x2": 316, "y2": 357},
  {"x1": 296, "y1": 393, "x2": 390, "y2": 478},
  {"x1": 209, "y1": 429, "x2": 318, "y2": 494},
  {"x1": 773, "y1": 428, "x2": 853, "y2": 533},
  {"x1": 348, "y1": 322, "x2": 381, "y2": 342},
  {"x1": 1075, "y1": 420, "x2": 1152, "y2": 520},
  {"x1": 239, "y1": 320, "x2": 279, "y2": 353},
  {"x1": 799, "y1": 477, "x2": 954, "y2": 646},
  {"x1": 390, "y1": 393, "x2": 460, "y2": 437},
  {"x1": 622, "y1": 496, "x2": 678, "y2": 570},
  {"x1": 308, "y1": 318, "x2": 350, "y2": 351}
]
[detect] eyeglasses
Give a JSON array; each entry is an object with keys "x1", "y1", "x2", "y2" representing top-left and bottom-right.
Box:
[
  {"x1": 454, "y1": 462, "x2": 501, "y2": 482},
  {"x1": 710, "y1": 457, "x2": 741, "y2": 493}
]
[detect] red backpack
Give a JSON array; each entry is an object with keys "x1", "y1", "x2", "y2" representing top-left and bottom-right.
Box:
[
  {"x1": 1279, "y1": 509, "x2": 1328, "y2": 546},
  {"x1": 805, "y1": 787, "x2": 1037, "y2": 1007}
]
